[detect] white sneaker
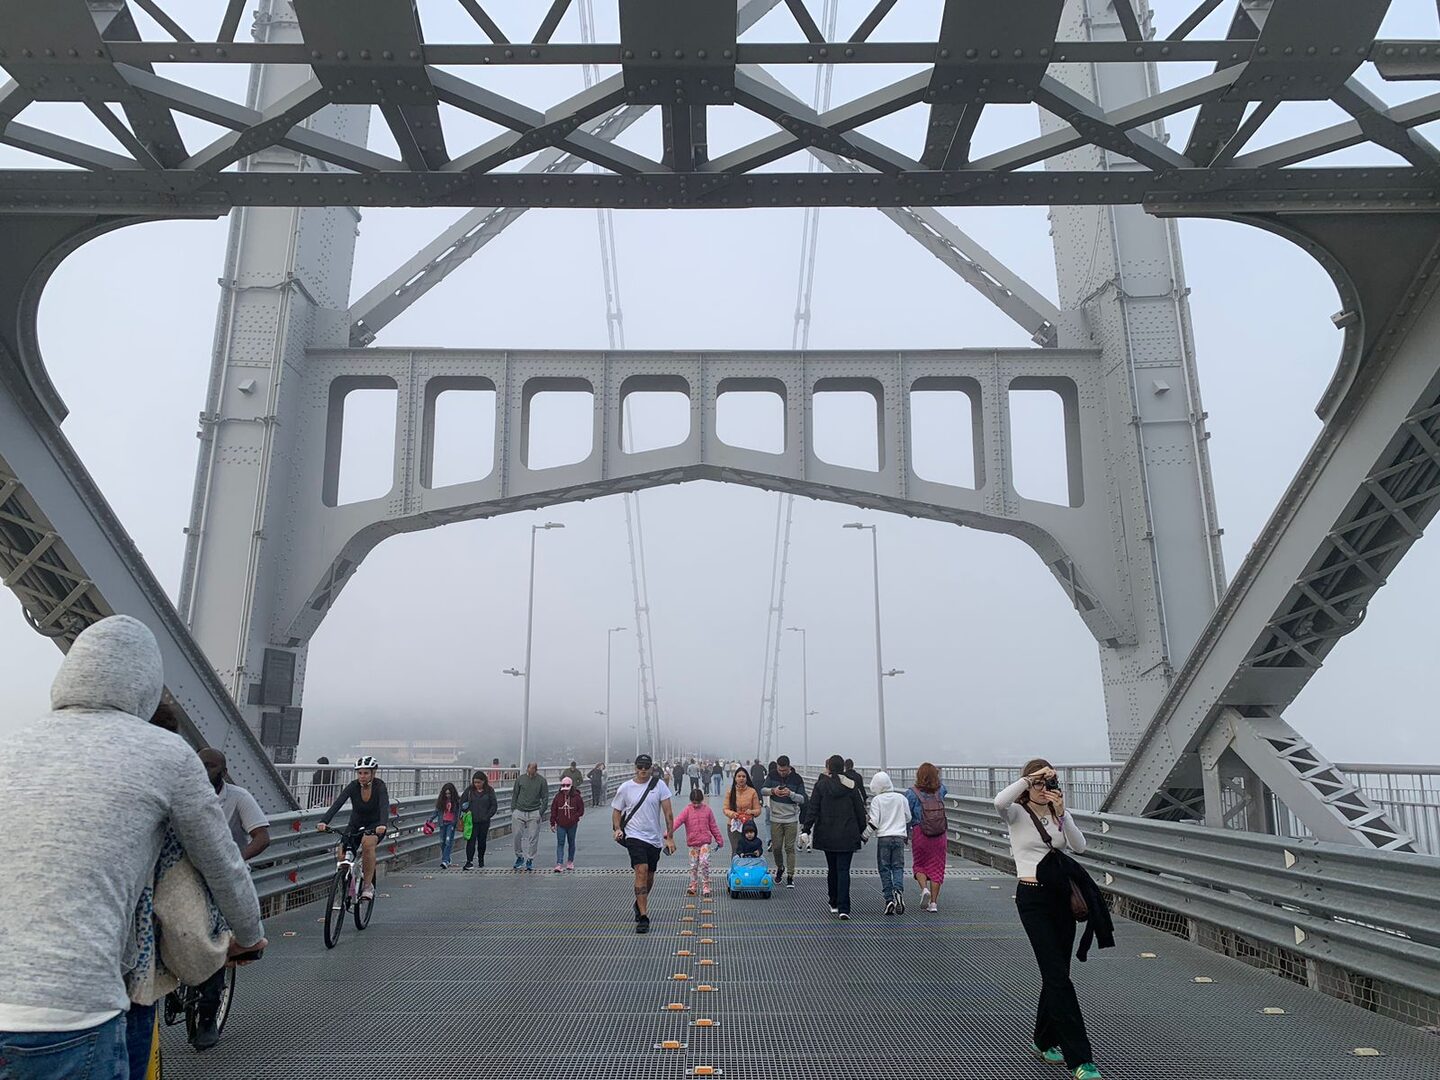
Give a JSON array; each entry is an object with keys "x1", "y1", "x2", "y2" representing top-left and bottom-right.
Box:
[
  {"x1": 920, "y1": 885, "x2": 932, "y2": 907},
  {"x1": 927, "y1": 902, "x2": 938, "y2": 913},
  {"x1": 362, "y1": 884, "x2": 375, "y2": 901},
  {"x1": 829, "y1": 905, "x2": 839, "y2": 914}
]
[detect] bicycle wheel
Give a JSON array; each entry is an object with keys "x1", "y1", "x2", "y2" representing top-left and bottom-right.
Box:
[
  {"x1": 354, "y1": 884, "x2": 374, "y2": 930},
  {"x1": 323, "y1": 866, "x2": 348, "y2": 948},
  {"x1": 214, "y1": 965, "x2": 236, "y2": 1034}
]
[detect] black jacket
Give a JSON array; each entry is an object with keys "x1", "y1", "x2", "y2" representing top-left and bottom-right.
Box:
[
  {"x1": 802, "y1": 773, "x2": 867, "y2": 853},
  {"x1": 459, "y1": 784, "x2": 498, "y2": 823},
  {"x1": 1035, "y1": 848, "x2": 1115, "y2": 961}
]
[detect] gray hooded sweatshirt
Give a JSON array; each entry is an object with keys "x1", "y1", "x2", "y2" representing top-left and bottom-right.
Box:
[{"x1": 0, "y1": 616, "x2": 264, "y2": 1023}]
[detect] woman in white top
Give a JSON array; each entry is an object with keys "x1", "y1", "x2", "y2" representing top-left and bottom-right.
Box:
[{"x1": 995, "y1": 759, "x2": 1101, "y2": 1080}]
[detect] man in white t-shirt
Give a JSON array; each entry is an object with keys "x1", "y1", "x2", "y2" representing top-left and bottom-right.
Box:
[
  {"x1": 194, "y1": 750, "x2": 271, "y2": 1049},
  {"x1": 610, "y1": 754, "x2": 675, "y2": 933}
]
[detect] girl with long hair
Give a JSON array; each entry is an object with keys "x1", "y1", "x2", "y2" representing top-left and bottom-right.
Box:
[
  {"x1": 905, "y1": 761, "x2": 949, "y2": 912},
  {"x1": 995, "y1": 758, "x2": 1101, "y2": 1080},
  {"x1": 428, "y1": 782, "x2": 461, "y2": 869}
]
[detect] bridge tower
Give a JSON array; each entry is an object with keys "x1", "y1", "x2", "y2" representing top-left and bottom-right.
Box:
[{"x1": 176, "y1": 0, "x2": 369, "y2": 761}]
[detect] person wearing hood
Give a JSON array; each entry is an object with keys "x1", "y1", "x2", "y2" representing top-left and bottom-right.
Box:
[
  {"x1": 0, "y1": 616, "x2": 266, "y2": 1076},
  {"x1": 801, "y1": 754, "x2": 867, "y2": 919},
  {"x1": 549, "y1": 776, "x2": 586, "y2": 871},
  {"x1": 867, "y1": 771, "x2": 916, "y2": 915},
  {"x1": 459, "y1": 771, "x2": 498, "y2": 869}
]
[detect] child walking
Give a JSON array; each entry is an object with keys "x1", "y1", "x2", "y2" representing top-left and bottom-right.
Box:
[
  {"x1": 868, "y1": 771, "x2": 914, "y2": 915},
  {"x1": 673, "y1": 787, "x2": 724, "y2": 897},
  {"x1": 428, "y1": 782, "x2": 461, "y2": 869}
]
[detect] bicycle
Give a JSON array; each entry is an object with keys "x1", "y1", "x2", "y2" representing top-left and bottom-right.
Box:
[
  {"x1": 162, "y1": 966, "x2": 235, "y2": 1046},
  {"x1": 318, "y1": 824, "x2": 381, "y2": 948}
]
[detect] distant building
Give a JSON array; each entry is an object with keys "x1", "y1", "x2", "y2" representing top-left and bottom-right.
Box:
[{"x1": 347, "y1": 739, "x2": 466, "y2": 766}]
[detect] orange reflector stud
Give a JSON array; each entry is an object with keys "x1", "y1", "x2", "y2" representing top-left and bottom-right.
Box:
[
  {"x1": 681, "y1": 916, "x2": 694, "y2": 923},
  {"x1": 281, "y1": 931, "x2": 297, "y2": 937},
  {"x1": 700, "y1": 923, "x2": 715, "y2": 929},
  {"x1": 699, "y1": 938, "x2": 715, "y2": 945},
  {"x1": 694, "y1": 984, "x2": 717, "y2": 992},
  {"x1": 680, "y1": 930, "x2": 695, "y2": 937},
  {"x1": 663, "y1": 1003, "x2": 689, "y2": 1012},
  {"x1": 691, "y1": 1018, "x2": 719, "y2": 1028},
  {"x1": 654, "y1": 1040, "x2": 687, "y2": 1050},
  {"x1": 672, "y1": 973, "x2": 690, "y2": 981},
  {"x1": 689, "y1": 1066, "x2": 722, "y2": 1076},
  {"x1": 675, "y1": 950, "x2": 692, "y2": 957},
  {"x1": 701, "y1": 909, "x2": 713, "y2": 915},
  {"x1": 698, "y1": 958, "x2": 715, "y2": 966},
  {"x1": 685, "y1": 903, "x2": 697, "y2": 909}
]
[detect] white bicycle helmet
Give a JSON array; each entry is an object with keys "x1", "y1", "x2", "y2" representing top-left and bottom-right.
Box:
[{"x1": 354, "y1": 755, "x2": 379, "y2": 770}]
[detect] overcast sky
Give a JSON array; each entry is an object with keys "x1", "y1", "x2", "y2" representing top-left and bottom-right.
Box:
[{"x1": 3, "y1": 1, "x2": 1439, "y2": 772}]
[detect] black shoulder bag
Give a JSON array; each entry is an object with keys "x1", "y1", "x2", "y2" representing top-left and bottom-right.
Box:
[
  {"x1": 615, "y1": 774, "x2": 661, "y2": 845},
  {"x1": 1022, "y1": 804, "x2": 1089, "y2": 920}
]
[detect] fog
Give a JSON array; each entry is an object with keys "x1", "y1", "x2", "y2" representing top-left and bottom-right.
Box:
[{"x1": 3, "y1": 1, "x2": 1439, "y2": 772}]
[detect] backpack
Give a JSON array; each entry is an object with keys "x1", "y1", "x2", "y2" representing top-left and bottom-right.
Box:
[{"x1": 915, "y1": 788, "x2": 947, "y2": 837}]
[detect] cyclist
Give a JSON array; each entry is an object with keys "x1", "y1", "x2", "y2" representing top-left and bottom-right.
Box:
[{"x1": 316, "y1": 756, "x2": 390, "y2": 899}]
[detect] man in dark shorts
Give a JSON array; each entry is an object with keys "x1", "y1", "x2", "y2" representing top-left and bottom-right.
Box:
[{"x1": 611, "y1": 754, "x2": 676, "y2": 933}]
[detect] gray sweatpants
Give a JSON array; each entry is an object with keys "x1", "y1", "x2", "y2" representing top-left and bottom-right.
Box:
[
  {"x1": 771, "y1": 821, "x2": 799, "y2": 879},
  {"x1": 513, "y1": 809, "x2": 542, "y2": 861}
]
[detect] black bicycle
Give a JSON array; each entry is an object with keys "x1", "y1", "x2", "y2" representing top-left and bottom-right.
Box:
[
  {"x1": 318, "y1": 825, "x2": 381, "y2": 948},
  {"x1": 162, "y1": 966, "x2": 235, "y2": 1046}
]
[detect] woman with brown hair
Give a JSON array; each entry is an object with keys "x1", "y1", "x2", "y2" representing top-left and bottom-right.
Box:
[
  {"x1": 995, "y1": 758, "x2": 1101, "y2": 1080},
  {"x1": 722, "y1": 766, "x2": 762, "y2": 854},
  {"x1": 904, "y1": 762, "x2": 949, "y2": 912}
]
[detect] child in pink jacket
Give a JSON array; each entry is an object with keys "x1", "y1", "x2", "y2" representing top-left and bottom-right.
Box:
[{"x1": 673, "y1": 787, "x2": 725, "y2": 897}]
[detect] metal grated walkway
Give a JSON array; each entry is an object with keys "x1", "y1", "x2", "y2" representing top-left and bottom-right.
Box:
[{"x1": 162, "y1": 802, "x2": 1440, "y2": 1079}]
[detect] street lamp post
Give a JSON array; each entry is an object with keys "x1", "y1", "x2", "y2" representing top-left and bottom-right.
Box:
[
  {"x1": 519, "y1": 521, "x2": 565, "y2": 767},
  {"x1": 785, "y1": 626, "x2": 809, "y2": 767},
  {"x1": 842, "y1": 522, "x2": 889, "y2": 769},
  {"x1": 605, "y1": 626, "x2": 627, "y2": 773}
]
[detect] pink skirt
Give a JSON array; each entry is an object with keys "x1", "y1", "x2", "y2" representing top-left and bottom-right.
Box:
[{"x1": 911, "y1": 828, "x2": 947, "y2": 882}]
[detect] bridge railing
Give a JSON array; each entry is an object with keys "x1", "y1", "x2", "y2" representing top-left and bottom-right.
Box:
[
  {"x1": 810, "y1": 761, "x2": 1440, "y2": 855},
  {"x1": 277, "y1": 762, "x2": 621, "y2": 810},
  {"x1": 250, "y1": 769, "x2": 625, "y2": 911},
  {"x1": 942, "y1": 794, "x2": 1440, "y2": 1030}
]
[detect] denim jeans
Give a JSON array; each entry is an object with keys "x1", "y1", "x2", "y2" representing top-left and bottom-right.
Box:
[
  {"x1": 876, "y1": 836, "x2": 906, "y2": 901},
  {"x1": 438, "y1": 821, "x2": 456, "y2": 865},
  {"x1": 555, "y1": 824, "x2": 577, "y2": 863},
  {"x1": 0, "y1": 1014, "x2": 127, "y2": 1080},
  {"x1": 124, "y1": 1003, "x2": 156, "y2": 1079}
]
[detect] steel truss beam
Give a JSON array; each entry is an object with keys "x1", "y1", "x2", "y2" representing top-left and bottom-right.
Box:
[
  {"x1": 1106, "y1": 211, "x2": 1440, "y2": 850},
  {"x1": 0, "y1": 1, "x2": 1437, "y2": 210}
]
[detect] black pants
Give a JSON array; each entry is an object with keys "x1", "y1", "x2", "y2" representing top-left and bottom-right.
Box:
[
  {"x1": 1016, "y1": 882, "x2": 1094, "y2": 1068},
  {"x1": 465, "y1": 825, "x2": 489, "y2": 866},
  {"x1": 823, "y1": 850, "x2": 854, "y2": 914},
  {"x1": 196, "y1": 966, "x2": 226, "y2": 1022},
  {"x1": 591, "y1": 780, "x2": 604, "y2": 806}
]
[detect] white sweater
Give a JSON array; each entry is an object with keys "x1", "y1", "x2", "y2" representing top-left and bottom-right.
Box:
[{"x1": 994, "y1": 777, "x2": 1087, "y2": 879}]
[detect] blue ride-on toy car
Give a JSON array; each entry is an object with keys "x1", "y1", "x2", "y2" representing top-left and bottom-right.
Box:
[{"x1": 727, "y1": 855, "x2": 774, "y2": 898}]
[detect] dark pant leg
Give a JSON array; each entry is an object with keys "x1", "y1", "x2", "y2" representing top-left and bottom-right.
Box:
[
  {"x1": 196, "y1": 966, "x2": 227, "y2": 1021},
  {"x1": 824, "y1": 850, "x2": 839, "y2": 907},
  {"x1": 1016, "y1": 885, "x2": 1094, "y2": 1068},
  {"x1": 125, "y1": 1002, "x2": 156, "y2": 1079},
  {"x1": 834, "y1": 850, "x2": 853, "y2": 913}
]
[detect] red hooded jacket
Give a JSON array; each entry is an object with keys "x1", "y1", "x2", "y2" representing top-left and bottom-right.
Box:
[{"x1": 549, "y1": 786, "x2": 586, "y2": 828}]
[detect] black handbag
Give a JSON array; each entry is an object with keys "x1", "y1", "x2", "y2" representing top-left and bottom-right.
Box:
[{"x1": 1023, "y1": 804, "x2": 1089, "y2": 921}]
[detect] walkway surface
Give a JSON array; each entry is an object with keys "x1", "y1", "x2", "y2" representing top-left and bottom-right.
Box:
[{"x1": 163, "y1": 797, "x2": 1440, "y2": 1079}]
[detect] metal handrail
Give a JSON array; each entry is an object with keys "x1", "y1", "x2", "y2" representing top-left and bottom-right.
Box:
[
  {"x1": 943, "y1": 794, "x2": 1440, "y2": 1001},
  {"x1": 249, "y1": 775, "x2": 624, "y2": 903}
]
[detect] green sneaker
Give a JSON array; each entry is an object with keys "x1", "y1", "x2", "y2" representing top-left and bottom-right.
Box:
[
  {"x1": 1074, "y1": 1065, "x2": 1103, "y2": 1080},
  {"x1": 1032, "y1": 1044, "x2": 1065, "y2": 1066}
]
